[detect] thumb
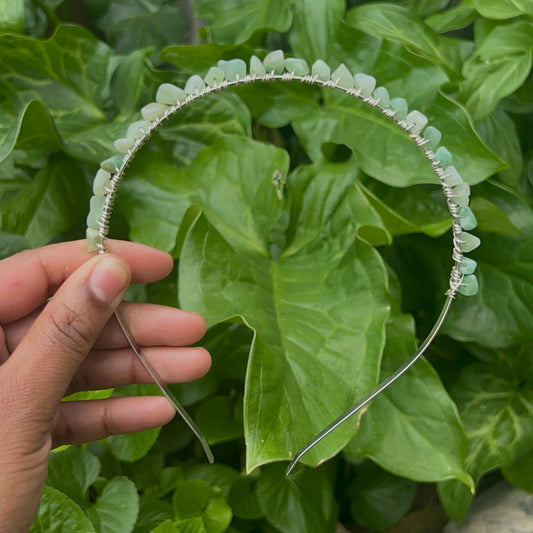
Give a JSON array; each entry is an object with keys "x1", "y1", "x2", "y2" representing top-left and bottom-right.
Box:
[{"x1": 10, "y1": 254, "x2": 130, "y2": 412}]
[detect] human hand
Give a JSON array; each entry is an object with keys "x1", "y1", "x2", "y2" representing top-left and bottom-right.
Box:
[{"x1": 0, "y1": 240, "x2": 211, "y2": 533}]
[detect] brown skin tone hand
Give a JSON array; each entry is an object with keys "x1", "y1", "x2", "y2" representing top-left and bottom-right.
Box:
[{"x1": 0, "y1": 240, "x2": 211, "y2": 533}]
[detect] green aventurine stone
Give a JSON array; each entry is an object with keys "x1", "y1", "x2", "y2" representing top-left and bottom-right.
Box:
[
  {"x1": 390, "y1": 97, "x2": 408, "y2": 120},
  {"x1": 86, "y1": 195, "x2": 105, "y2": 230},
  {"x1": 263, "y1": 50, "x2": 285, "y2": 74},
  {"x1": 185, "y1": 75, "x2": 206, "y2": 94},
  {"x1": 332, "y1": 64, "x2": 354, "y2": 89},
  {"x1": 127, "y1": 120, "x2": 150, "y2": 140},
  {"x1": 460, "y1": 231, "x2": 480, "y2": 253},
  {"x1": 250, "y1": 55, "x2": 266, "y2": 76},
  {"x1": 459, "y1": 256, "x2": 477, "y2": 275},
  {"x1": 406, "y1": 110, "x2": 428, "y2": 135},
  {"x1": 353, "y1": 73, "x2": 376, "y2": 97},
  {"x1": 423, "y1": 126, "x2": 442, "y2": 149},
  {"x1": 204, "y1": 66, "x2": 225, "y2": 86},
  {"x1": 220, "y1": 58, "x2": 247, "y2": 81},
  {"x1": 311, "y1": 59, "x2": 330, "y2": 81},
  {"x1": 285, "y1": 57, "x2": 309, "y2": 76},
  {"x1": 141, "y1": 102, "x2": 168, "y2": 122},
  {"x1": 100, "y1": 155, "x2": 123, "y2": 173},
  {"x1": 114, "y1": 137, "x2": 134, "y2": 153},
  {"x1": 442, "y1": 165, "x2": 463, "y2": 187},
  {"x1": 156, "y1": 83, "x2": 186, "y2": 105},
  {"x1": 457, "y1": 206, "x2": 477, "y2": 230},
  {"x1": 435, "y1": 146, "x2": 453, "y2": 167},
  {"x1": 373, "y1": 86, "x2": 390, "y2": 106},
  {"x1": 86, "y1": 228, "x2": 100, "y2": 252},
  {"x1": 93, "y1": 168, "x2": 111, "y2": 196},
  {"x1": 453, "y1": 182, "x2": 471, "y2": 207},
  {"x1": 458, "y1": 274, "x2": 478, "y2": 296}
]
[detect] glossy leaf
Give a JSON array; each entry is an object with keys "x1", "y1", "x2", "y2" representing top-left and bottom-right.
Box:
[
  {"x1": 473, "y1": 0, "x2": 533, "y2": 19},
  {"x1": 502, "y1": 448, "x2": 533, "y2": 493},
  {"x1": 460, "y1": 21, "x2": 533, "y2": 121},
  {"x1": 256, "y1": 463, "x2": 336, "y2": 533},
  {"x1": 426, "y1": 0, "x2": 477, "y2": 33},
  {"x1": 194, "y1": 0, "x2": 292, "y2": 44},
  {"x1": 0, "y1": 0, "x2": 24, "y2": 31},
  {"x1": 29, "y1": 486, "x2": 96, "y2": 533},
  {"x1": 86, "y1": 477, "x2": 139, "y2": 533},
  {"x1": 346, "y1": 315, "x2": 472, "y2": 487}
]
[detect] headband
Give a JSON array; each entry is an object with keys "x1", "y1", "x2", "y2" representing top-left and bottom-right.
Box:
[{"x1": 85, "y1": 50, "x2": 480, "y2": 474}]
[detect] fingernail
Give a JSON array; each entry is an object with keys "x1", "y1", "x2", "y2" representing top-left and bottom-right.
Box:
[{"x1": 89, "y1": 256, "x2": 130, "y2": 304}]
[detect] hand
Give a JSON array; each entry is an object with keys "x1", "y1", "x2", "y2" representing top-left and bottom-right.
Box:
[{"x1": 0, "y1": 240, "x2": 211, "y2": 533}]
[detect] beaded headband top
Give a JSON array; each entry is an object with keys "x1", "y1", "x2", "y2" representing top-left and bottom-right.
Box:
[{"x1": 85, "y1": 51, "x2": 480, "y2": 474}]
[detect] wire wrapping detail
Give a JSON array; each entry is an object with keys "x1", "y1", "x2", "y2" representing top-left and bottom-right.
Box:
[{"x1": 86, "y1": 54, "x2": 480, "y2": 470}]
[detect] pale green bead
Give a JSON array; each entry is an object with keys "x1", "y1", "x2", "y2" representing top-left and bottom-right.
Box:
[
  {"x1": 373, "y1": 86, "x2": 390, "y2": 107},
  {"x1": 100, "y1": 155, "x2": 123, "y2": 173},
  {"x1": 86, "y1": 228, "x2": 100, "y2": 252},
  {"x1": 442, "y1": 165, "x2": 463, "y2": 187},
  {"x1": 457, "y1": 206, "x2": 477, "y2": 230},
  {"x1": 141, "y1": 102, "x2": 168, "y2": 122},
  {"x1": 422, "y1": 126, "x2": 442, "y2": 149},
  {"x1": 460, "y1": 232, "x2": 480, "y2": 253},
  {"x1": 435, "y1": 146, "x2": 453, "y2": 167},
  {"x1": 353, "y1": 73, "x2": 376, "y2": 97},
  {"x1": 453, "y1": 182, "x2": 471, "y2": 207},
  {"x1": 406, "y1": 110, "x2": 428, "y2": 135},
  {"x1": 332, "y1": 64, "x2": 354, "y2": 89},
  {"x1": 263, "y1": 50, "x2": 285, "y2": 74},
  {"x1": 86, "y1": 195, "x2": 105, "y2": 230},
  {"x1": 221, "y1": 58, "x2": 247, "y2": 81},
  {"x1": 93, "y1": 168, "x2": 111, "y2": 196},
  {"x1": 311, "y1": 59, "x2": 331, "y2": 81},
  {"x1": 185, "y1": 74, "x2": 206, "y2": 94},
  {"x1": 458, "y1": 274, "x2": 479, "y2": 296},
  {"x1": 204, "y1": 66, "x2": 225, "y2": 86},
  {"x1": 250, "y1": 55, "x2": 267, "y2": 76},
  {"x1": 156, "y1": 83, "x2": 186, "y2": 105},
  {"x1": 126, "y1": 120, "x2": 150, "y2": 141},
  {"x1": 285, "y1": 57, "x2": 309, "y2": 76},
  {"x1": 390, "y1": 97, "x2": 408, "y2": 120},
  {"x1": 114, "y1": 137, "x2": 134, "y2": 153},
  {"x1": 459, "y1": 257, "x2": 477, "y2": 275}
]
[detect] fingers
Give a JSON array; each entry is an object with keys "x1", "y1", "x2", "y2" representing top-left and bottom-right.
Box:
[
  {"x1": 66, "y1": 346, "x2": 211, "y2": 394},
  {"x1": 7, "y1": 254, "x2": 131, "y2": 420},
  {"x1": 51, "y1": 396, "x2": 176, "y2": 447},
  {"x1": 4, "y1": 303, "x2": 207, "y2": 354},
  {"x1": 0, "y1": 239, "x2": 173, "y2": 324}
]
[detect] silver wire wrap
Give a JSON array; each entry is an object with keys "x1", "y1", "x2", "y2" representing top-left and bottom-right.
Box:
[{"x1": 93, "y1": 69, "x2": 468, "y2": 472}]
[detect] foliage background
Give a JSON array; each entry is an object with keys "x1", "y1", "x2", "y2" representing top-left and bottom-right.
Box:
[{"x1": 1, "y1": 0, "x2": 533, "y2": 532}]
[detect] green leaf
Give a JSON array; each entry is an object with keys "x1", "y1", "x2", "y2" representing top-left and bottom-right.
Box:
[
  {"x1": 460, "y1": 21, "x2": 533, "y2": 121},
  {"x1": 228, "y1": 476, "x2": 264, "y2": 520},
  {"x1": 348, "y1": 461, "x2": 417, "y2": 531},
  {"x1": 345, "y1": 3, "x2": 473, "y2": 76},
  {"x1": 426, "y1": 0, "x2": 477, "y2": 33},
  {"x1": 30, "y1": 486, "x2": 96, "y2": 533},
  {"x1": 86, "y1": 477, "x2": 139, "y2": 533},
  {"x1": 194, "y1": 0, "x2": 292, "y2": 44},
  {"x1": 185, "y1": 463, "x2": 240, "y2": 499},
  {"x1": 502, "y1": 448, "x2": 533, "y2": 492},
  {"x1": 288, "y1": 0, "x2": 344, "y2": 64},
  {"x1": 346, "y1": 315, "x2": 472, "y2": 487},
  {"x1": 0, "y1": 0, "x2": 24, "y2": 31},
  {"x1": 473, "y1": 0, "x2": 533, "y2": 19},
  {"x1": 0, "y1": 230, "x2": 30, "y2": 259},
  {"x1": 89, "y1": 0, "x2": 187, "y2": 61},
  {"x1": 195, "y1": 394, "x2": 244, "y2": 445},
  {"x1": 150, "y1": 521, "x2": 180, "y2": 533},
  {"x1": 137, "y1": 496, "x2": 174, "y2": 533},
  {"x1": 395, "y1": 0, "x2": 450, "y2": 17},
  {"x1": 172, "y1": 480, "x2": 232, "y2": 533},
  {"x1": 46, "y1": 446, "x2": 101, "y2": 507},
  {"x1": 176, "y1": 142, "x2": 391, "y2": 470},
  {"x1": 256, "y1": 463, "x2": 336, "y2": 533},
  {"x1": 0, "y1": 157, "x2": 91, "y2": 246}
]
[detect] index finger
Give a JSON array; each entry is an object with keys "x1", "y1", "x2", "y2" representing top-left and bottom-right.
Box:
[{"x1": 0, "y1": 239, "x2": 173, "y2": 324}]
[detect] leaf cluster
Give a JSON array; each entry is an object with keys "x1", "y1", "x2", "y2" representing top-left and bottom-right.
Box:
[{"x1": 2, "y1": 0, "x2": 533, "y2": 531}]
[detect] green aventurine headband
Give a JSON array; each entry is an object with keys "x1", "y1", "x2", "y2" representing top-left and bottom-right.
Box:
[{"x1": 85, "y1": 50, "x2": 480, "y2": 474}]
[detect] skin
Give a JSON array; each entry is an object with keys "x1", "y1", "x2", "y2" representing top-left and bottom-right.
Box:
[{"x1": 0, "y1": 240, "x2": 211, "y2": 533}]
